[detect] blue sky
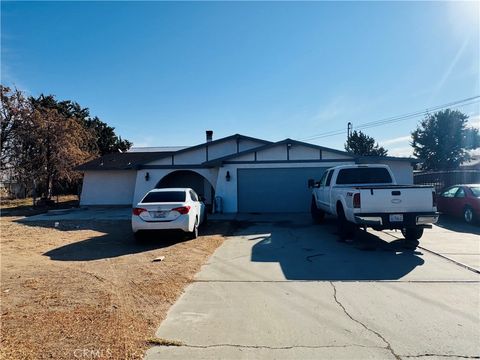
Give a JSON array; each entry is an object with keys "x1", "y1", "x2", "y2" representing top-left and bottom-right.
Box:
[{"x1": 2, "y1": 1, "x2": 479, "y2": 156}]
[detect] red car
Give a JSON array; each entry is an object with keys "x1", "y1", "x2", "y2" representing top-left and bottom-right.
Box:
[{"x1": 437, "y1": 184, "x2": 480, "y2": 224}]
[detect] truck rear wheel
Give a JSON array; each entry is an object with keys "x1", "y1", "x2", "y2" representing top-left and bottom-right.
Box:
[
  {"x1": 311, "y1": 197, "x2": 325, "y2": 223},
  {"x1": 337, "y1": 206, "x2": 355, "y2": 241},
  {"x1": 401, "y1": 227, "x2": 423, "y2": 241},
  {"x1": 401, "y1": 227, "x2": 423, "y2": 249}
]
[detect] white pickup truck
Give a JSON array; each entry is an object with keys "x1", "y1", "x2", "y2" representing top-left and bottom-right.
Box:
[{"x1": 309, "y1": 164, "x2": 439, "y2": 245}]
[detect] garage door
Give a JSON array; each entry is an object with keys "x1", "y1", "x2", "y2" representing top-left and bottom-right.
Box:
[{"x1": 237, "y1": 167, "x2": 328, "y2": 213}]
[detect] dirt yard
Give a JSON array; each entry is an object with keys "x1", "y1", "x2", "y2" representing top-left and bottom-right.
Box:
[{"x1": 0, "y1": 211, "x2": 228, "y2": 359}]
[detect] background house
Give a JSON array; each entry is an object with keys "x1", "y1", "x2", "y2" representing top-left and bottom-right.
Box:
[{"x1": 76, "y1": 132, "x2": 417, "y2": 213}]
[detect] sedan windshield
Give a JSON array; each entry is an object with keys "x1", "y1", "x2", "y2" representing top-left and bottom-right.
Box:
[
  {"x1": 142, "y1": 191, "x2": 186, "y2": 203},
  {"x1": 470, "y1": 187, "x2": 480, "y2": 198}
]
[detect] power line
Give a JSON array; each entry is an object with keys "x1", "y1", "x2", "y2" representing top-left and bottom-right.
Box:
[{"x1": 300, "y1": 95, "x2": 480, "y2": 141}]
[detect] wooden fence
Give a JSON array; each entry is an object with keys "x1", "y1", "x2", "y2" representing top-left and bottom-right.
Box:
[{"x1": 414, "y1": 170, "x2": 480, "y2": 193}]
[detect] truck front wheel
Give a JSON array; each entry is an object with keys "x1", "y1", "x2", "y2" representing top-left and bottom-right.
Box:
[{"x1": 311, "y1": 198, "x2": 325, "y2": 223}]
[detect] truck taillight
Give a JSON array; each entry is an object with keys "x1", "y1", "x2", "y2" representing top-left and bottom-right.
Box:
[
  {"x1": 432, "y1": 191, "x2": 437, "y2": 207},
  {"x1": 172, "y1": 206, "x2": 191, "y2": 215},
  {"x1": 132, "y1": 207, "x2": 147, "y2": 216},
  {"x1": 353, "y1": 193, "x2": 361, "y2": 208}
]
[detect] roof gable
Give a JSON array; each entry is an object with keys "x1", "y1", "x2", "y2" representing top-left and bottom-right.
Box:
[
  {"x1": 144, "y1": 134, "x2": 271, "y2": 166},
  {"x1": 203, "y1": 138, "x2": 354, "y2": 166}
]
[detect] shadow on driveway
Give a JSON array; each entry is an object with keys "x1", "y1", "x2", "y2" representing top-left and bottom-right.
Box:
[{"x1": 249, "y1": 218, "x2": 425, "y2": 281}]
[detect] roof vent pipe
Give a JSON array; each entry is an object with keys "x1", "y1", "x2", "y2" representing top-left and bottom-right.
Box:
[{"x1": 206, "y1": 130, "x2": 213, "y2": 142}]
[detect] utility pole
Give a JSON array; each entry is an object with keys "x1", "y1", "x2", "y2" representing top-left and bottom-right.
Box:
[{"x1": 347, "y1": 122, "x2": 352, "y2": 140}]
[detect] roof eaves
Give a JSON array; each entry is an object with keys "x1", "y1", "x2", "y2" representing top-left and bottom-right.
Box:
[
  {"x1": 285, "y1": 138, "x2": 353, "y2": 156},
  {"x1": 355, "y1": 155, "x2": 420, "y2": 164}
]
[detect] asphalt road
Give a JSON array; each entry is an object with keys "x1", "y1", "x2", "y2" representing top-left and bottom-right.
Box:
[{"x1": 145, "y1": 214, "x2": 479, "y2": 359}]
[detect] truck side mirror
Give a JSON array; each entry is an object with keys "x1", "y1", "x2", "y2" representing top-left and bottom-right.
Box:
[
  {"x1": 308, "y1": 179, "x2": 320, "y2": 188},
  {"x1": 308, "y1": 179, "x2": 315, "y2": 188}
]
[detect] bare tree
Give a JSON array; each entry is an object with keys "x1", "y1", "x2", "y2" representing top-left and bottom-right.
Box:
[
  {"x1": 0, "y1": 86, "x2": 31, "y2": 170},
  {"x1": 16, "y1": 107, "x2": 95, "y2": 199}
]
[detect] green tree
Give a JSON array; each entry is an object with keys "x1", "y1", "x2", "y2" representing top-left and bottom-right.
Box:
[
  {"x1": 84, "y1": 117, "x2": 132, "y2": 155},
  {"x1": 345, "y1": 130, "x2": 388, "y2": 156},
  {"x1": 411, "y1": 109, "x2": 479, "y2": 170}
]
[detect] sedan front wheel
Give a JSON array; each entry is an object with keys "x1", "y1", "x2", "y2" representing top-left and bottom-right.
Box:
[{"x1": 463, "y1": 207, "x2": 475, "y2": 224}]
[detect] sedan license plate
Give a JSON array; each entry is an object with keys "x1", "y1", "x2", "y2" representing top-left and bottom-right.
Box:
[
  {"x1": 389, "y1": 214, "x2": 403, "y2": 222},
  {"x1": 152, "y1": 211, "x2": 167, "y2": 218}
]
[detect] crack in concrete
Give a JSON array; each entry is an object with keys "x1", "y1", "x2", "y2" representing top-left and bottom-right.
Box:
[
  {"x1": 306, "y1": 253, "x2": 325, "y2": 262},
  {"x1": 178, "y1": 343, "x2": 387, "y2": 350},
  {"x1": 417, "y1": 246, "x2": 480, "y2": 275},
  {"x1": 383, "y1": 231, "x2": 480, "y2": 275},
  {"x1": 401, "y1": 354, "x2": 480, "y2": 359},
  {"x1": 329, "y1": 282, "x2": 401, "y2": 360}
]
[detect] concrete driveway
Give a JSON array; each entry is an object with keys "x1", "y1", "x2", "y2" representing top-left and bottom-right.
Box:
[{"x1": 146, "y1": 213, "x2": 479, "y2": 359}]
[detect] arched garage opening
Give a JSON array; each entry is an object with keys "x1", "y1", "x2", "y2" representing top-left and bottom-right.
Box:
[{"x1": 156, "y1": 170, "x2": 215, "y2": 212}]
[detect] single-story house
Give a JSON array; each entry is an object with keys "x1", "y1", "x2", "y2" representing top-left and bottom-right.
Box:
[{"x1": 76, "y1": 132, "x2": 417, "y2": 213}]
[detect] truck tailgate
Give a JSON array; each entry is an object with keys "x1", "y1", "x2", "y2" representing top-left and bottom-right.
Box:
[{"x1": 357, "y1": 186, "x2": 434, "y2": 213}]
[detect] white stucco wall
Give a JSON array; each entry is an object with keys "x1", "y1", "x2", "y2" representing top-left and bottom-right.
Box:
[
  {"x1": 289, "y1": 145, "x2": 321, "y2": 160},
  {"x1": 256, "y1": 145, "x2": 287, "y2": 161},
  {"x1": 322, "y1": 150, "x2": 353, "y2": 160},
  {"x1": 381, "y1": 161, "x2": 414, "y2": 184},
  {"x1": 174, "y1": 148, "x2": 207, "y2": 165},
  {"x1": 208, "y1": 139, "x2": 237, "y2": 160},
  {"x1": 80, "y1": 171, "x2": 137, "y2": 205}
]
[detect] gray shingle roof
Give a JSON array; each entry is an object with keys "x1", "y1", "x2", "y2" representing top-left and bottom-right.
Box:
[{"x1": 75, "y1": 151, "x2": 173, "y2": 171}]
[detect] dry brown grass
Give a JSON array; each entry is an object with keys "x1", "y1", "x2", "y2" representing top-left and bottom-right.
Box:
[
  {"x1": 0, "y1": 195, "x2": 78, "y2": 208},
  {"x1": 0, "y1": 195, "x2": 79, "y2": 217},
  {"x1": 145, "y1": 338, "x2": 184, "y2": 347},
  {"x1": 0, "y1": 215, "x2": 227, "y2": 359}
]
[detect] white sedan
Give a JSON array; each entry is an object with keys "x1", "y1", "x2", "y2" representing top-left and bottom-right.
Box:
[{"x1": 132, "y1": 188, "x2": 206, "y2": 239}]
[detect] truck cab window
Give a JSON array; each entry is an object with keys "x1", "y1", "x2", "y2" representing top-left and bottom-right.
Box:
[
  {"x1": 325, "y1": 170, "x2": 334, "y2": 187},
  {"x1": 319, "y1": 172, "x2": 328, "y2": 187}
]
